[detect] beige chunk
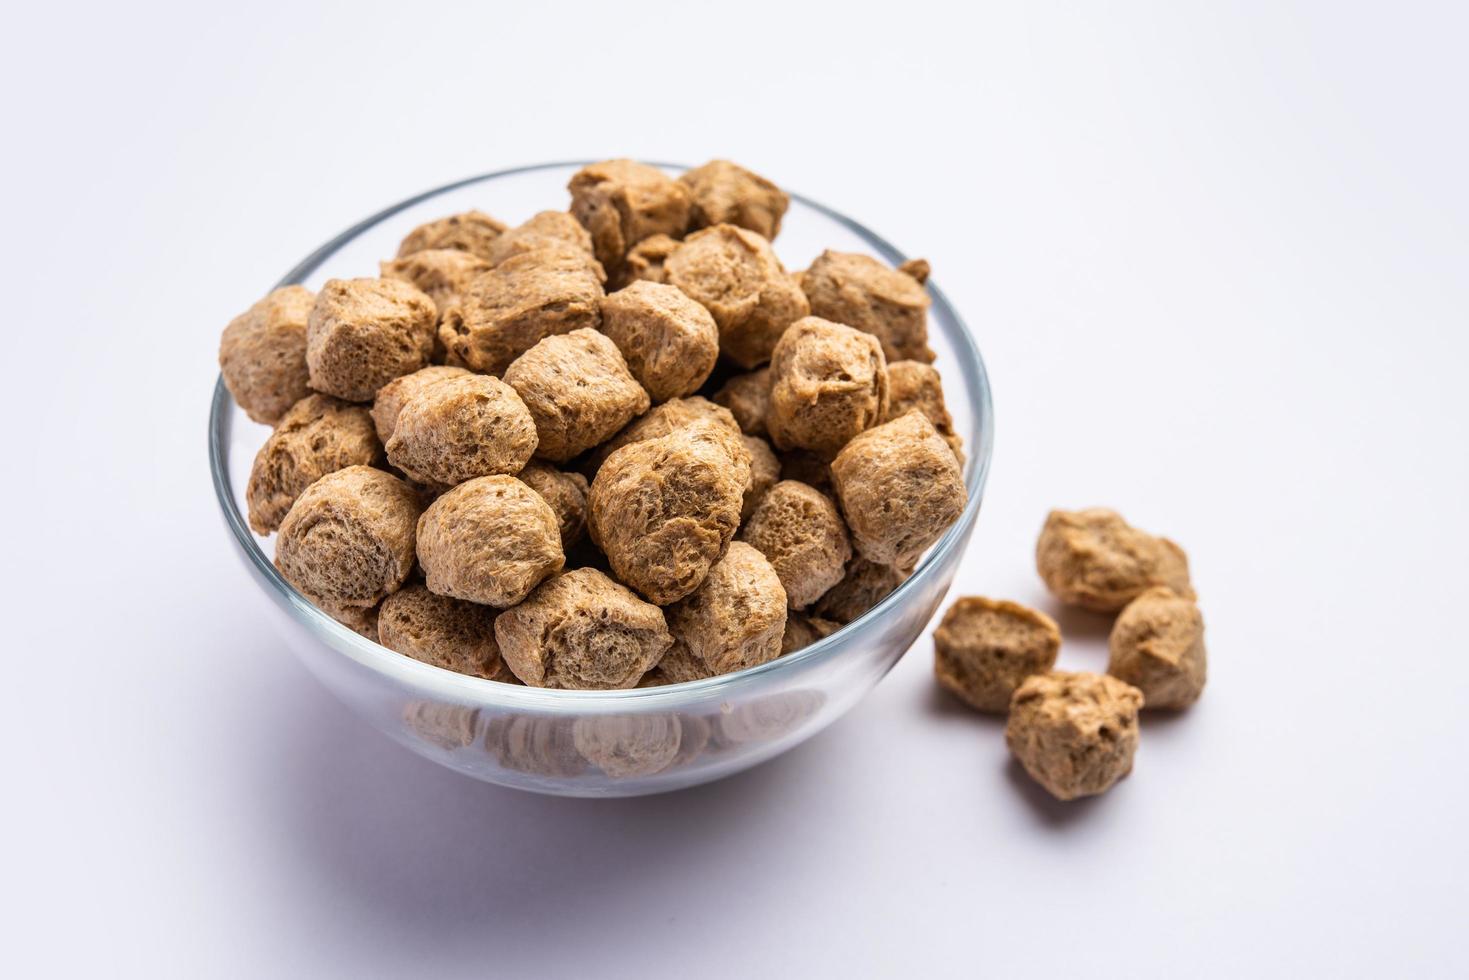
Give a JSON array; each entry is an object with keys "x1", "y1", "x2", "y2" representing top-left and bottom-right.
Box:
[
  {"x1": 679, "y1": 159, "x2": 789, "y2": 240},
  {"x1": 517, "y1": 462, "x2": 589, "y2": 550},
  {"x1": 483, "y1": 211, "x2": 601, "y2": 278},
  {"x1": 274, "y1": 466, "x2": 421, "y2": 609},
  {"x1": 813, "y1": 558, "x2": 909, "y2": 623},
  {"x1": 403, "y1": 700, "x2": 483, "y2": 751},
  {"x1": 306, "y1": 278, "x2": 437, "y2": 402},
  {"x1": 740, "y1": 481, "x2": 852, "y2": 609},
  {"x1": 568, "y1": 159, "x2": 692, "y2": 273},
  {"x1": 714, "y1": 367, "x2": 771, "y2": 437},
  {"x1": 378, "y1": 583, "x2": 514, "y2": 682},
  {"x1": 1006, "y1": 672, "x2": 1143, "y2": 801},
  {"x1": 612, "y1": 233, "x2": 679, "y2": 289},
  {"x1": 494, "y1": 568, "x2": 672, "y2": 689},
  {"x1": 665, "y1": 224, "x2": 809, "y2": 368},
  {"x1": 802, "y1": 250, "x2": 933, "y2": 363},
  {"x1": 934, "y1": 597, "x2": 1061, "y2": 713},
  {"x1": 885, "y1": 360, "x2": 964, "y2": 465},
  {"x1": 320, "y1": 598, "x2": 380, "y2": 640},
  {"x1": 484, "y1": 714, "x2": 585, "y2": 775},
  {"x1": 1036, "y1": 508, "x2": 1194, "y2": 613},
  {"x1": 599, "y1": 281, "x2": 719, "y2": 402},
  {"x1": 779, "y1": 449, "x2": 832, "y2": 493},
  {"x1": 385, "y1": 374, "x2": 538, "y2": 486},
  {"x1": 660, "y1": 543, "x2": 787, "y2": 682},
  {"x1": 1107, "y1": 587, "x2": 1207, "y2": 709},
  {"x1": 741, "y1": 434, "x2": 780, "y2": 522},
  {"x1": 897, "y1": 257, "x2": 931, "y2": 284},
  {"x1": 246, "y1": 393, "x2": 381, "y2": 534},
  {"x1": 831, "y1": 410, "x2": 967, "y2": 567},
  {"x1": 768, "y1": 316, "x2": 890, "y2": 458},
  {"x1": 584, "y1": 395, "x2": 740, "y2": 474},
  {"x1": 573, "y1": 714, "x2": 683, "y2": 778},
  {"x1": 781, "y1": 613, "x2": 841, "y2": 655},
  {"x1": 502, "y1": 328, "x2": 650, "y2": 462},
  {"x1": 219, "y1": 285, "x2": 315, "y2": 425},
  {"x1": 380, "y1": 249, "x2": 491, "y2": 320},
  {"x1": 369, "y1": 365, "x2": 469, "y2": 444},
  {"x1": 416, "y1": 476, "x2": 564, "y2": 607},
  {"x1": 396, "y1": 210, "x2": 507, "y2": 260},
  {"x1": 589, "y1": 421, "x2": 751, "y2": 604}
]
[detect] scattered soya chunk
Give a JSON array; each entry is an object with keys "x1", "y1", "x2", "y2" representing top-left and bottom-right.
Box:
[
  {"x1": 1005, "y1": 672, "x2": 1143, "y2": 801},
  {"x1": 934, "y1": 597, "x2": 1060, "y2": 713},
  {"x1": 1036, "y1": 508, "x2": 1193, "y2": 613}
]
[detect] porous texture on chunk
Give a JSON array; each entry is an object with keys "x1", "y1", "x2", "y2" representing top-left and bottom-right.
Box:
[
  {"x1": 573, "y1": 714, "x2": 683, "y2": 778},
  {"x1": 1036, "y1": 508, "x2": 1194, "y2": 613},
  {"x1": 369, "y1": 365, "x2": 469, "y2": 444},
  {"x1": 679, "y1": 159, "x2": 789, "y2": 240},
  {"x1": 588, "y1": 422, "x2": 751, "y2": 604},
  {"x1": 885, "y1": 360, "x2": 964, "y2": 465},
  {"x1": 396, "y1": 210, "x2": 507, "y2": 260},
  {"x1": 246, "y1": 394, "x2": 381, "y2": 534},
  {"x1": 1107, "y1": 587, "x2": 1207, "y2": 709},
  {"x1": 1006, "y1": 672, "x2": 1143, "y2": 801},
  {"x1": 740, "y1": 435, "x2": 780, "y2": 522},
  {"x1": 517, "y1": 462, "x2": 589, "y2": 550},
  {"x1": 781, "y1": 613, "x2": 841, "y2": 655},
  {"x1": 583, "y1": 395, "x2": 740, "y2": 474},
  {"x1": 502, "y1": 328, "x2": 650, "y2": 462},
  {"x1": 320, "y1": 598, "x2": 380, "y2": 639},
  {"x1": 494, "y1": 568, "x2": 672, "y2": 689},
  {"x1": 483, "y1": 211, "x2": 601, "y2": 277},
  {"x1": 665, "y1": 224, "x2": 809, "y2": 368},
  {"x1": 403, "y1": 700, "x2": 482, "y2": 751},
  {"x1": 612, "y1": 233, "x2": 678, "y2": 289},
  {"x1": 416, "y1": 476, "x2": 564, "y2": 607},
  {"x1": 380, "y1": 249, "x2": 491, "y2": 320},
  {"x1": 377, "y1": 583, "x2": 514, "y2": 682},
  {"x1": 739, "y1": 481, "x2": 851, "y2": 609},
  {"x1": 714, "y1": 367, "x2": 771, "y2": 437},
  {"x1": 599, "y1": 281, "x2": 719, "y2": 402},
  {"x1": 219, "y1": 285, "x2": 315, "y2": 425},
  {"x1": 385, "y1": 374, "x2": 538, "y2": 485},
  {"x1": 934, "y1": 597, "x2": 1061, "y2": 713},
  {"x1": 306, "y1": 278, "x2": 437, "y2": 401},
  {"x1": 274, "y1": 466, "x2": 421, "y2": 609},
  {"x1": 801, "y1": 249, "x2": 933, "y2": 363},
  {"x1": 767, "y1": 316, "x2": 890, "y2": 458},
  {"x1": 484, "y1": 714, "x2": 585, "y2": 775},
  {"x1": 830, "y1": 411, "x2": 967, "y2": 567},
  {"x1": 659, "y1": 543, "x2": 787, "y2": 682},
  {"x1": 568, "y1": 159, "x2": 691, "y2": 274},
  {"x1": 779, "y1": 449, "x2": 832, "y2": 492},
  {"x1": 813, "y1": 558, "x2": 910, "y2": 623}
]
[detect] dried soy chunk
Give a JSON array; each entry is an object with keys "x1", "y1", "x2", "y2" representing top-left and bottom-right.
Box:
[
  {"x1": 897, "y1": 258, "x2": 930, "y2": 284},
  {"x1": 659, "y1": 543, "x2": 788, "y2": 683},
  {"x1": 377, "y1": 583, "x2": 514, "y2": 682},
  {"x1": 438, "y1": 249, "x2": 604, "y2": 375},
  {"x1": 274, "y1": 466, "x2": 421, "y2": 609},
  {"x1": 494, "y1": 568, "x2": 673, "y2": 689},
  {"x1": 568, "y1": 159, "x2": 692, "y2": 273},
  {"x1": 219, "y1": 285, "x2": 315, "y2": 425},
  {"x1": 517, "y1": 461, "x2": 589, "y2": 550},
  {"x1": 679, "y1": 159, "x2": 789, "y2": 240},
  {"x1": 801, "y1": 250, "x2": 933, "y2": 364},
  {"x1": 813, "y1": 558, "x2": 909, "y2": 623},
  {"x1": 483, "y1": 211, "x2": 602, "y2": 278},
  {"x1": 781, "y1": 613, "x2": 841, "y2": 655},
  {"x1": 396, "y1": 210, "x2": 507, "y2": 260},
  {"x1": 831, "y1": 410, "x2": 967, "y2": 568},
  {"x1": 885, "y1": 360, "x2": 963, "y2": 465},
  {"x1": 714, "y1": 367, "x2": 771, "y2": 437},
  {"x1": 403, "y1": 700, "x2": 483, "y2": 751},
  {"x1": 320, "y1": 597, "x2": 380, "y2": 640},
  {"x1": 934, "y1": 597, "x2": 1061, "y2": 713},
  {"x1": 665, "y1": 224, "x2": 809, "y2": 369},
  {"x1": 741, "y1": 435, "x2": 780, "y2": 522},
  {"x1": 1036, "y1": 508, "x2": 1194, "y2": 613},
  {"x1": 779, "y1": 449, "x2": 832, "y2": 493},
  {"x1": 599, "y1": 281, "x2": 719, "y2": 402},
  {"x1": 589, "y1": 421, "x2": 751, "y2": 605},
  {"x1": 246, "y1": 393, "x2": 381, "y2": 534},
  {"x1": 585, "y1": 395, "x2": 740, "y2": 473},
  {"x1": 306, "y1": 277, "x2": 437, "y2": 402},
  {"x1": 484, "y1": 713, "x2": 586, "y2": 776},
  {"x1": 573, "y1": 714, "x2": 683, "y2": 778},
  {"x1": 612, "y1": 233, "x2": 679, "y2": 289},
  {"x1": 502, "y1": 327, "x2": 650, "y2": 463},
  {"x1": 1006, "y1": 671, "x2": 1143, "y2": 801},
  {"x1": 379, "y1": 249, "x2": 491, "y2": 320},
  {"x1": 739, "y1": 480, "x2": 852, "y2": 609},
  {"x1": 369, "y1": 365, "x2": 469, "y2": 444},
  {"x1": 385, "y1": 374, "x2": 538, "y2": 486},
  {"x1": 1107, "y1": 587, "x2": 1207, "y2": 709},
  {"x1": 416, "y1": 475, "x2": 564, "y2": 607},
  {"x1": 767, "y1": 316, "x2": 890, "y2": 458}
]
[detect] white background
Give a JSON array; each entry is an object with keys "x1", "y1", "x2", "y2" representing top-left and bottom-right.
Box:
[{"x1": 3, "y1": 2, "x2": 1466, "y2": 976}]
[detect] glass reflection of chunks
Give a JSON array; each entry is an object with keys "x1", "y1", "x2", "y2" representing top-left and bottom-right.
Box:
[
  {"x1": 484, "y1": 713, "x2": 587, "y2": 778},
  {"x1": 401, "y1": 699, "x2": 482, "y2": 750},
  {"x1": 573, "y1": 714, "x2": 683, "y2": 778},
  {"x1": 713, "y1": 689, "x2": 825, "y2": 747}
]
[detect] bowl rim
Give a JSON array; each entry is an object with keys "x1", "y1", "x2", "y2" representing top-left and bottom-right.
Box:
[{"x1": 208, "y1": 159, "x2": 995, "y2": 710}]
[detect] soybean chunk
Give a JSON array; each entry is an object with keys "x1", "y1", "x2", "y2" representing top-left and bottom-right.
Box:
[
  {"x1": 484, "y1": 211, "x2": 602, "y2": 278},
  {"x1": 740, "y1": 435, "x2": 780, "y2": 522},
  {"x1": 1107, "y1": 587, "x2": 1207, "y2": 709},
  {"x1": 517, "y1": 462, "x2": 590, "y2": 550},
  {"x1": 599, "y1": 281, "x2": 719, "y2": 402},
  {"x1": 369, "y1": 365, "x2": 469, "y2": 444},
  {"x1": 934, "y1": 597, "x2": 1061, "y2": 713},
  {"x1": 396, "y1": 210, "x2": 507, "y2": 260},
  {"x1": 503, "y1": 328, "x2": 650, "y2": 463},
  {"x1": 679, "y1": 159, "x2": 789, "y2": 240},
  {"x1": 246, "y1": 394, "x2": 381, "y2": 534},
  {"x1": 813, "y1": 558, "x2": 909, "y2": 624},
  {"x1": 767, "y1": 316, "x2": 889, "y2": 458},
  {"x1": 714, "y1": 367, "x2": 771, "y2": 437},
  {"x1": 380, "y1": 249, "x2": 491, "y2": 320},
  {"x1": 801, "y1": 250, "x2": 933, "y2": 364},
  {"x1": 378, "y1": 584, "x2": 515, "y2": 682},
  {"x1": 219, "y1": 285, "x2": 315, "y2": 425},
  {"x1": 739, "y1": 481, "x2": 851, "y2": 609},
  {"x1": 585, "y1": 396, "x2": 740, "y2": 474},
  {"x1": 1006, "y1": 672, "x2": 1143, "y2": 801},
  {"x1": 884, "y1": 360, "x2": 964, "y2": 465},
  {"x1": 305, "y1": 278, "x2": 437, "y2": 402},
  {"x1": 416, "y1": 476, "x2": 564, "y2": 607},
  {"x1": 781, "y1": 613, "x2": 841, "y2": 655},
  {"x1": 568, "y1": 159, "x2": 692, "y2": 274},
  {"x1": 1035, "y1": 508, "x2": 1194, "y2": 613},
  {"x1": 660, "y1": 543, "x2": 788, "y2": 683},
  {"x1": 386, "y1": 374, "x2": 538, "y2": 486},
  {"x1": 612, "y1": 233, "x2": 679, "y2": 289}
]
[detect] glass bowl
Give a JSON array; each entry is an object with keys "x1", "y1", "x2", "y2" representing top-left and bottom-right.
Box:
[{"x1": 208, "y1": 161, "x2": 994, "y2": 797}]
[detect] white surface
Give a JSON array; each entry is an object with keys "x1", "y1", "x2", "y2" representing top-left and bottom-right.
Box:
[{"x1": 3, "y1": 2, "x2": 1466, "y2": 976}]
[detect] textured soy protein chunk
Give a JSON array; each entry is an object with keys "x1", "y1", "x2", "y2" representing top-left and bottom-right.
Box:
[
  {"x1": 483, "y1": 211, "x2": 601, "y2": 277},
  {"x1": 385, "y1": 374, "x2": 538, "y2": 486},
  {"x1": 568, "y1": 159, "x2": 692, "y2": 273},
  {"x1": 573, "y1": 714, "x2": 683, "y2": 778},
  {"x1": 934, "y1": 597, "x2": 1062, "y2": 713},
  {"x1": 369, "y1": 365, "x2": 469, "y2": 444},
  {"x1": 802, "y1": 250, "x2": 933, "y2": 363},
  {"x1": 740, "y1": 481, "x2": 852, "y2": 609},
  {"x1": 665, "y1": 224, "x2": 809, "y2": 368},
  {"x1": 779, "y1": 449, "x2": 832, "y2": 493},
  {"x1": 767, "y1": 316, "x2": 890, "y2": 458},
  {"x1": 396, "y1": 210, "x2": 507, "y2": 260},
  {"x1": 438, "y1": 249, "x2": 604, "y2": 375},
  {"x1": 831, "y1": 411, "x2": 967, "y2": 568},
  {"x1": 219, "y1": 285, "x2": 315, "y2": 425},
  {"x1": 741, "y1": 435, "x2": 780, "y2": 521},
  {"x1": 589, "y1": 422, "x2": 751, "y2": 604},
  {"x1": 517, "y1": 461, "x2": 589, "y2": 550},
  {"x1": 599, "y1": 281, "x2": 719, "y2": 402},
  {"x1": 502, "y1": 328, "x2": 650, "y2": 463},
  {"x1": 585, "y1": 395, "x2": 740, "y2": 473},
  {"x1": 378, "y1": 583, "x2": 514, "y2": 682},
  {"x1": 612, "y1": 233, "x2": 679, "y2": 289},
  {"x1": 813, "y1": 558, "x2": 909, "y2": 623},
  {"x1": 660, "y1": 543, "x2": 788, "y2": 683},
  {"x1": 885, "y1": 360, "x2": 964, "y2": 464},
  {"x1": 679, "y1": 160, "x2": 789, "y2": 240},
  {"x1": 714, "y1": 367, "x2": 771, "y2": 437},
  {"x1": 1006, "y1": 672, "x2": 1143, "y2": 801},
  {"x1": 380, "y1": 249, "x2": 491, "y2": 320},
  {"x1": 321, "y1": 598, "x2": 380, "y2": 639},
  {"x1": 1036, "y1": 508, "x2": 1194, "y2": 613},
  {"x1": 306, "y1": 277, "x2": 437, "y2": 402},
  {"x1": 897, "y1": 258, "x2": 930, "y2": 284},
  {"x1": 416, "y1": 476, "x2": 564, "y2": 607},
  {"x1": 246, "y1": 394, "x2": 381, "y2": 534},
  {"x1": 781, "y1": 613, "x2": 841, "y2": 655},
  {"x1": 274, "y1": 465, "x2": 421, "y2": 608},
  {"x1": 484, "y1": 714, "x2": 586, "y2": 776},
  {"x1": 1107, "y1": 587, "x2": 1207, "y2": 709},
  {"x1": 494, "y1": 568, "x2": 673, "y2": 689}
]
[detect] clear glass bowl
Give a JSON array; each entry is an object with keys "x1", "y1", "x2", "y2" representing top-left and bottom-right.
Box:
[{"x1": 208, "y1": 161, "x2": 994, "y2": 797}]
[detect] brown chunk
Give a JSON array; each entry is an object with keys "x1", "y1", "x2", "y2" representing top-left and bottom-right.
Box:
[
  {"x1": 897, "y1": 257, "x2": 930, "y2": 284},
  {"x1": 767, "y1": 316, "x2": 890, "y2": 458},
  {"x1": 813, "y1": 558, "x2": 909, "y2": 623},
  {"x1": 573, "y1": 714, "x2": 683, "y2": 778},
  {"x1": 369, "y1": 365, "x2": 469, "y2": 444},
  {"x1": 611, "y1": 233, "x2": 679, "y2": 289},
  {"x1": 1006, "y1": 672, "x2": 1143, "y2": 801},
  {"x1": 780, "y1": 613, "x2": 841, "y2": 655},
  {"x1": 802, "y1": 250, "x2": 933, "y2": 363},
  {"x1": 584, "y1": 395, "x2": 740, "y2": 474},
  {"x1": 246, "y1": 393, "x2": 381, "y2": 534},
  {"x1": 659, "y1": 543, "x2": 787, "y2": 682},
  {"x1": 219, "y1": 285, "x2": 314, "y2": 425},
  {"x1": 378, "y1": 583, "x2": 514, "y2": 682},
  {"x1": 306, "y1": 278, "x2": 437, "y2": 402},
  {"x1": 484, "y1": 211, "x2": 603, "y2": 280},
  {"x1": 599, "y1": 281, "x2": 719, "y2": 402},
  {"x1": 568, "y1": 159, "x2": 691, "y2": 273},
  {"x1": 778, "y1": 449, "x2": 832, "y2": 493},
  {"x1": 679, "y1": 160, "x2": 789, "y2": 240},
  {"x1": 416, "y1": 476, "x2": 564, "y2": 607},
  {"x1": 934, "y1": 597, "x2": 1061, "y2": 713},
  {"x1": 385, "y1": 374, "x2": 538, "y2": 485},
  {"x1": 379, "y1": 249, "x2": 491, "y2": 320},
  {"x1": 884, "y1": 360, "x2": 963, "y2": 465},
  {"x1": 396, "y1": 210, "x2": 507, "y2": 260},
  {"x1": 714, "y1": 367, "x2": 771, "y2": 437},
  {"x1": 741, "y1": 434, "x2": 780, "y2": 522},
  {"x1": 1107, "y1": 587, "x2": 1207, "y2": 709},
  {"x1": 403, "y1": 700, "x2": 483, "y2": 751},
  {"x1": 740, "y1": 481, "x2": 851, "y2": 609},
  {"x1": 320, "y1": 598, "x2": 380, "y2": 640},
  {"x1": 517, "y1": 462, "x2": 590, "y2": 550},
  {"x1": 484, "y1": 714, "x2": 585, "y2": 775},
  {"x1": 1035, "y1": 508, "x2": 1194, "y2": 613}
]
